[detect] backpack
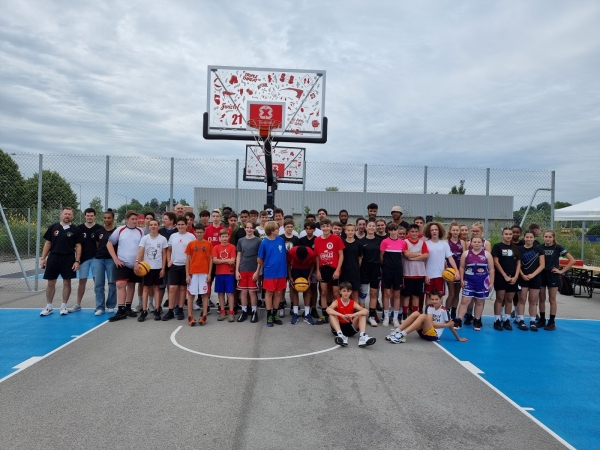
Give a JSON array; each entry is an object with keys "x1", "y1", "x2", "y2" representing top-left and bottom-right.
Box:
[{"x1": 559, "y1": 274, "x2": 574, "y2": 296}]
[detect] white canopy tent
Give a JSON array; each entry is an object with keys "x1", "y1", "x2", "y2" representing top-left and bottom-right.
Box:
[{"x1": 555, "y1": 195, "x2": 600, "y2": 261}]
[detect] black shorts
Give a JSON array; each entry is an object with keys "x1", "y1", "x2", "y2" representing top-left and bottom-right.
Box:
[
  {"x1": 115, "y1": 266, "x2": 142, "y2": 283},
  {"x1": 291, "y1": 268, "x2": 311, "y2": 280},
  {"x1": 402, "y1": 277, "x2": 424, "y2": 297},
  {"x1": 168, "y1": 265, "x2": 187, "y2": 286},
  {"x1": 143, "y1": 269, "x2": 164, "y2": 287},
  {"x1": 541, "y1": 271, "x2": 560, "y2": 288},
  {"x1": 160, "y1": 265, "x2": 170, "y2": 289},
  {"x1": 330, "y1": 322, "x2": 357, "y2": 337},
  {"x1": 319, "y1": 265, "x2": 339, "y2": 285},
  {"x1": 494, "y1": 275, "x2": 518, "y2": 293},
  {"x1": 519, "y1": 273, "x2": 542, "y2": 289},
  {"x1": 381, "y1": 270, "x2": 403, "y2": 290},
  {"x1": 360, "y1": 263, "x2": 381, "y2": 289},
  {"x1": 43, "y1": 253, "x2": 76, "y2": 280},
  {"x1": 339, "y1": 272, "x2": 361, "y2": 291}
]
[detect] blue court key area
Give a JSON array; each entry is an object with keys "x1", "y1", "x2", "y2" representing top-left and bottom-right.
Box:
[
  {"x1": 439, "y1": 317, "x2": 600, "y2": 450},
  {"x1": 0, "y1": 309, "x2": 106, "y2": 380}
]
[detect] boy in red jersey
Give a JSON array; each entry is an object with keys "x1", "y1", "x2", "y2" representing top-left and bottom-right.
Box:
[
  {"x1": 326, "y1": 282, "x2": 376, "y2": 348},
  {"x1": 212, "y1": 228, "x2": 237, "y2": 322},
  {"x1": 287, "y1": 245, "x2": 316, "y2": 324},
  {"x1": 314, "y1": 219, "x2": 345, "y2": 324}
]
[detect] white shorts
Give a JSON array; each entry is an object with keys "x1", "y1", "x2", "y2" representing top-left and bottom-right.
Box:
[{"x1": 188, "y1": 274, "x2": 209, "y2": 296}]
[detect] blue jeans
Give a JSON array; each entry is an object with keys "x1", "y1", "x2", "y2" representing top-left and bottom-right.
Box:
[{"x1": 93, "y1": 258, "x2": 116, "y2": 311}]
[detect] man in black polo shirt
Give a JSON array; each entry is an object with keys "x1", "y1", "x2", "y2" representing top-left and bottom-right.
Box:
[{"x1": 40, "y1": 207, "x2": 83, "y2": 316}]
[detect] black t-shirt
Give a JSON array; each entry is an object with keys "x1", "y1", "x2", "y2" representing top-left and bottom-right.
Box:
[
  {"x1": 342, "y1": 239, "x2": 363, "y2": 277},
  {"x1": 79, "y1": 223, "x2": 103, "y2": 262},
  {"x1": 95, "y1": 227, "x2": 116, "y2": 259},
  {"x1": 359, "y1": 235, "x2": 383, "y2": 267},
  {"x1": 491, "y1": 242, "x2": 520, "y2": 276},
  {"x1": 282, "y1": 235, "x2": 300, "y2": 252},
  {"x1": 541, "y1": 244, "x2": 568, "y2": 271},
  {"x1": 518, "y1": 244, "x2": 544, "y2": 275},
  {"x1": 159, "y1": 227, "x2": 178, "y2": 241},
  {"x1": 43, "y1": 223, "x2": 83, "y2": 255},
  {"x1": 388, "y1": 220, "x2": 410, "y2": 231},
  {"x1": 299, "y1": 235, "x2": 316, "y2": 251}
]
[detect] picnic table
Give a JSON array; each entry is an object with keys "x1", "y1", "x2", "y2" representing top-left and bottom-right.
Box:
[{"x1": 560, "y1": 262, "x2": 600, "y2": 298}]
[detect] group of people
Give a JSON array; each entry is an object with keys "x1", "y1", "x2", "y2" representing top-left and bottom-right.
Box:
[{"x1": 39, "y1": 202, "x2": 575, "y2": 348}]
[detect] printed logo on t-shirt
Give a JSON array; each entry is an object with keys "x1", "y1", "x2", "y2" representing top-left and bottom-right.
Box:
[
  {"x1": 66, "y1": 232, "x2": 73, "y2": 237},
  {"x1": 502, "y1": 249, "x2": 513, "y2": 256},
  {"x1": 53, "y1": 230, "x2": 59, "y2": 236},
  {"x1": 326, "y1": 242, "x2": 334, "y2": 250},
  {"x1": 278, "y1": 245, "x2": 283, "y2": 252}
]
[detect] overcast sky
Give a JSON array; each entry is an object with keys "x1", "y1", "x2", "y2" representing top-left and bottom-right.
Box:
[{"x1": 1, "y1": 0, "x2": 599, "y2": 204}]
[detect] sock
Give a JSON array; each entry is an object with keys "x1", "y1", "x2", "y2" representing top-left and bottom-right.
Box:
[
  {"x1": 242, "y1": 305, "x2": 247, "y2": 312},
  {"x1": 360, "y1": 332, "x2": 366, "y2": 337},
  {"x1": 369, "y1": 308, "x2": 376, "y2": 317},
  {"x1": 518, "y1": 315, "x2": 524, "y2": 322},
  {"x1": 393, "y1": 310, "x2": 399, "y2": 320},
  {"x1": 125, "y1": 302, "x2": 132, "y2": 310},
  {"x1": 530, "y1": 316, "x2": 535, "y2": 323},
  {"x1": 149, "y1": 296, "x2": 154, "y2": 304},
  {"x1": 61, "y1": 302, "x2": 67, "y2": 308},
  {"x1": 399, "y1": 330, "x2": 407, "y2": 337},
  {"x1": 412, "y1": 305, "x2": 419, "y2": 313},
  {"x1": 540, "y1": 312, "x2": 546, "y2": 320},
  {"x1": 384, "y1": 310, "x2": 390, "y2": 319},
  {"x1": 293, "y1": 306, "x2": 298, "y2": 314},
  {"x1": 305, "y1": 306, "x2": 310, "y2": 316},
  {"x1": 500, "y1": 306, "x2": 505, "y2": 315},
  {"x1": 337, "y1": 330, "x2": 344, "y2": 337},
  {"x1": 270, "y1": 308, "x2": 275, "y2": 317},
  {"x1": 47, "y1": 303, "x2": 53, "y2": 309},
  {"x1": 394, "y1": 327, "x2": 401, "y2": 334},
  {"x1": 502, "y1": 315, "x2": 508, "y2": 322},
  {"x1": 451, "y1": 307, "x2": 457, "y2": 316},
  {"x1": 494, "y1": 315, "x2": 501, "y2": 321},
  {"x1": 251, "y1": 305, "x2": 257, "y2": 312},
  {"x1": 220, "y1": 309, "x2": 225, "y2": 314},
  {"x1": 549, "y1": 314, "x2": 556, "y2": 323},
  {"x1": 118, "y1": 305, "x2": 126, "y2": 312},
  {"x1": 229, "y1": 310, "x2": 234, "y2": 315}
]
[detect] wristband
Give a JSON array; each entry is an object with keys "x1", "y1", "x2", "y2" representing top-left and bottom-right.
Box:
[
  {"x1": 135, "y1": 260, "x2": 140, "y2": 263},
  {"x1": 75, "y1": 261, "x2": 80, "y2": 263}
]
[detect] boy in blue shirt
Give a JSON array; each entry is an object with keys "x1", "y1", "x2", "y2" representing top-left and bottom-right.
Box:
[{"x1": 257, "y1": 221, "x2": 287, "y2": 327}]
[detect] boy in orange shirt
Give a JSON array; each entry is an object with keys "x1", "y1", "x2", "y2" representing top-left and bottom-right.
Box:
[
  {"x1": 185, "y1": 224, "x2": 213, "y2": 326},
  {"x1": 212, "y1": 228, "x2": 237, "y2": 322}
]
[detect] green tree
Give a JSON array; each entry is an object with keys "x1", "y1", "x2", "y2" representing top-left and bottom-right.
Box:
[
  {"x1": 0, "y1": 149, "x2": 26, "y2": 208},
  {"x1": 89, "y1": 196, "x2": 103, "y2": 212},
  {"x1": 325, "y1": 186, "x2": 339, "y2": 191},
  {"x1": 449, "y1": 180, "x2": 466, "y2": 195},
  {"x1": 143, "y1": 198, "x2": 161, "y2": 214},
  {"x1": 115, "y1": 198, "x2": 144, "y2": 221},
  {"x1": 555, "y1": 201, "x2": 572, "y2": 210},
  {"x1": 179, "y1": 199, "x2": 189, "y2": 206},
  {"x1": 24, "y1": 170, "x2": 77, "y2": 210}
]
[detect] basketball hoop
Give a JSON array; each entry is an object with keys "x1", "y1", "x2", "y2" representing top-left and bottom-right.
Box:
[{"x1": 248, "y1": 118, "x2": 282, "y2": 138}]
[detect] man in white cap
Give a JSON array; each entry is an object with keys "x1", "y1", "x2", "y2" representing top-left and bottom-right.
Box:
[{"x1": 389, "y1": 206, "x2": 410, "y2": 230}]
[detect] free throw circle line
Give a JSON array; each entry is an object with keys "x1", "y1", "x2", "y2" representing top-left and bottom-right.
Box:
[{"x1": 170, "y1": 326, "x2": 340, "y2": 360}]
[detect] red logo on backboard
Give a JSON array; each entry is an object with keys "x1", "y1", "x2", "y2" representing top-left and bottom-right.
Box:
[{"x1": 248, "y1": 103, "x2": 284, "y2": 125}]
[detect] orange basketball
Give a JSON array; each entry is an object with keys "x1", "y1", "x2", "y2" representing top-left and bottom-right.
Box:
[
  {"x1": 442, "y1": 267, "x2": 456, "y2": 282},
  {"x1": 137, "y1": 261, "x2": 151, "y2": 277},
  {"x1": 294, "y1": 277, "x2": 309, "y2": 292}
]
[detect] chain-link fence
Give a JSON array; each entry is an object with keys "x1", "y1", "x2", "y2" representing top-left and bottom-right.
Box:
[{"x1": 2, "y1": 151, "x2": 595, "y2": 291}]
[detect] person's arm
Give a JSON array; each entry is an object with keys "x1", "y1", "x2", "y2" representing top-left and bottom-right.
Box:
[
  {"x1": 459, "y1": 252, "x2": 467, "y2": 287},
  {"x1": 334, "y1": 249, "x2": 343, "y2": 279},
  {"x1": 448, "y1": 322, "x2": 468, "y2": 342},
  {"x1": 486, "y1": 252, "x2": 495, "y2": 289},
  {"x1": 446, "y1": 253, "x2": 460, "y2": 280},
  {"x1": 325, "y1": 300, "x2": 343, "y2": 318},
  {"x1": 207, "y1": 255, "x2": 213, "y2": 283},
  {"x1": 257, "y1": 257, "x2": 264, "y2": 273},
  {"x1": 166, "y1": 246, "x2": 173, "y2": 267},
  {"x1": 40, "y1": 241, "x2": 51, "y2": 268},
  {"x1": 134, "y1": 246, "x2": 144, "y2": 274},
  {"x1": 315, "y1": 256, "x2": 322, "y2": 281},
  {"x1": 351, "y1": 302, "x2": 369, "y2": 318},
  {"x1": 160, "y1": 247, "x2": 166, "y2": 278},
  {"x1": 555, "y1": 252, "x2": 575, "y2": 274},
  {"x1": 484, "y1": 241, "x2": 492, "y2": 253},
  {"x1": 379, "y1": 250, "x2": 385, "y2": 265},
  {"x1": 186, "y1": 254, "x2": 192, "y2": 284},
  {"x1": 510, "y1": 260, "x2": 520, "y2": 284},
  {"x1": 235, "y1": 252, "x2": 242, "y2": 280},
  {"x1": 73, "y1": 243, "x2": 82, "y2": 271}
]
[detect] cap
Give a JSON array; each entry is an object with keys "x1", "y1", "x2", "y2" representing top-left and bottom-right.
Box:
[{"x1": 391, "y1": 206, "x2": 403, "y2": 213}]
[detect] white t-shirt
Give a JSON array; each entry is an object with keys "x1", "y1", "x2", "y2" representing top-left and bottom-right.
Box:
[
  {"x1": 279, "y1": 226, "x2": 299, "y2": 237},
  {"x1": 139, "y1": 234, "x2": 168, "y2": 270},
  {"x1": 168, "y1": 232, "x2": 195, "y2": 266},
  {"x1": 425, "y1": 239, "x2": 452, "y2": 278},
  {"x1": 299, "y1": 228, "x2": 323, "y2": 238},
  {"x1": 109, "y1": 226, "x2": 143, "y2": 268},
  {"x1": 427, "y1": 305, "x2": 449, "y2": 337}
]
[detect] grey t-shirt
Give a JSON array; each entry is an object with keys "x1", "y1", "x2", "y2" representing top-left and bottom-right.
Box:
[{"x1": 236, "y1": 236, "x2": 261, "y2": 272}]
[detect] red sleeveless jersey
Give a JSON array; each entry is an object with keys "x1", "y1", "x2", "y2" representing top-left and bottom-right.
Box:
[{"x1": 336, "y1": 298, "x2": 354, "y2": 324}]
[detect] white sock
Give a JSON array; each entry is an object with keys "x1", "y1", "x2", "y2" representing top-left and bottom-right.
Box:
[
  {"x1": 242, "y1": 305, "x2": 247, "y2": 312},
  {"x1": 393, "y1": 310, "x2": 399, "y2": 319},
  {"x1": 502, "y1": 315, "x2": 508, "y2": 322},
  {"x1": 384, "y1": 310, "x2": 390, "y2": 319},
  {"x1": 400, "y1": 330, "x2": 407, "y2": 337},
  {"x1": 47, "y1": 303, "x2": 53, "y2": 309},
  {"x1": 337, "y1": 330, "x2": 344, "y2": 337},
  {"x1": 494, "y1": 315, "x2": 501, "y2": 321},
  {"x1": 149, "y1": 296, "x2": 154, "y2": 303},
  {"x1": 251, "y1": 305, "x2": 257, "y2": 312},
  {"x1": 305, "y1": 306, "x2": 310, "y2": 315},
  {"x1": 500, "y1": 306, "x2": 505, "y2": 315},
  {"x1": 293, "y1": 306, "x2": 298, "y2": 314},
  {"x1": 61, "y1": 303, "x2": 67, "y2": 308},
  {"x1": 360, "y1": 332, "x2": 366, "y2": 337},
  {"x1": 517, "y1": 315, "x2": 524, "y2": 322}
]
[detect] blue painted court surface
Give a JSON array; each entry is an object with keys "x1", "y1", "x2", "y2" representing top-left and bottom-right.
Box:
[
  {"x1": 0, "y1": 309, "x2": 106, "y2": 381},
  {"x1": 439, "y1": 317, "x2": 600, "y2": 450}
]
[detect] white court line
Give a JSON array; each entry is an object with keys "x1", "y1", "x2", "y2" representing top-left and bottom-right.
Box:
[
  {"x1": 434, "y1": 342, "x2": 575, "y2": 450},
  {"x1": 0, "y1": 320, "x2": 109, "y2": 385},
  {"x1": 171, "y1": 326, "x2": 340, "y2": 360}
]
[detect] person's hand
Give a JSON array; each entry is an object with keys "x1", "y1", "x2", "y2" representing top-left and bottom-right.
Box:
[
  {"x1": 551, "y1": 267, "x2": 563, "y2": 274},
  {"x1": 186, "y1": 275, "x2": 191, "y2": 284},
  {"x1": 40, "y1": 258, "x2": 47, "y2": 268},
  {"x1": 252, "y1": 271, "x2": 259, "y2": 282},
  {"x1": 458, "y1": 337, "x2": 468, "y2": 342},
  {"x1": 504, "y1": 274, "x2": 511, "y2": 282},
  {"x1": 236, "y1": 271, "x2": 241, "y2": 281},
  {"x1": 454, "y1": 271, "x2": 460, "y2": 281},
  {"x1": 509, "y1": 276, "x2": 518, "y2": 284},
  {"x1": 333, "y1": 270, "x2": 340, "y2": 280},
  {"x1": 168, "y1": 261, "x2": 173, "y2": 268},
  {"x1": 461, "y1": 279, "x2": 465, "y2": 288},
  {"x1": 114, "y1": 258, "x2": 125, "y2": 268},
  {"x1": 425, "y1": 276, "x2": 430, "y2": 285},
  {"x1": 316, "y1": 271, "x2": 322, "y2": 281},
  {"x1": 159, "y1": 268, "x2": 165, "y2": 278},
  {"x1": 72, "y1": 261, "x2": 80, "y2": 271},
  {"x1": 206, "y1": 274, "x2": 211, "y2": 284}
]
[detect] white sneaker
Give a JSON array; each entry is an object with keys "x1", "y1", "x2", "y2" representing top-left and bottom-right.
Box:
[
  {"x1": 368, "y1": 316, "x2": 378, "y2": 327},
  {"x1": 94, "y1": 309, "x2": 105, "y2": 316},
  {"x1": 358, "y1": 334, "x2": 376, "y2": 348},
  {"x1": 107, "y1": 308, "x2": 115, "y2": 313},
  {"x1": 68, "y1": 304, "x2": 82, "y2": 313},
  {"x1": 40, "y1": 307, "x2": 53, "y2": 316},
  {"x1": 393, "y1": 318, "x2": 400, "y2": 328},
  {"x1": 60, "y1": 306, "x2": 69, "y2": 315},
  {"x1": 192, "y1": 303, "x2": 200, "y2": 310},
  {"x1": 382, "y1": 317, "x2": 389, "y2": 327},
  {"x1": 334, "y1": 334, "x2": 348, "y2": 346}
]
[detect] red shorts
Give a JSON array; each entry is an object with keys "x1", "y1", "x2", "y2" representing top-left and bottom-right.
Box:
[
  {"x1": 424, "y1": 277, "x2": 446, "y2": 296},
  {"x1": 263, "y1": 277, "x2": 287, "y2": 292},
  {"x1": 237, "y1": 272, "x2": 258, "y2": 291}
]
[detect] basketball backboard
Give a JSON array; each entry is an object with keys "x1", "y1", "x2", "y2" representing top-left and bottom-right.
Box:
[
  {"x1": 244, "y1": 145, "x2": 305, "y2": 184},
  {"x1": 203, "y1": 66, "x2": 327, "y2": 143}
]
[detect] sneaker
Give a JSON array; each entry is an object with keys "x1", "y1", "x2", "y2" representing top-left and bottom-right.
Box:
[
  {"x1": 40, "y1": 307, "x2": 53, "y2": 316},
  {"x1": 310, "y1": 308, "x2": 320, "y2": 319},
  {"x1": 517, "y1": 320, "x2": 529, "y2": 331},
  {"x1": 163, "y1": 299, "x2": 169, "y2": 307},
  {"x1": 510, "y1": 310, "x2": 515, "y2": 319},
  {"x1": 138, "y1": 310, "x2": 148, "y2": 322},
  {"x1": 107, "y1": 308, "x2": 115, "y2": 313},
  {"x1": 334, "y1": 335, "x2": 349, "y2": 346},
  {"x1": 60, "y1": 306, "x2": 69, "y2": 315},
  {"x1": 192, "y1": 303, "x2": 201, "y2": 311},
  {"x1": 382, "y1": 317, "x2": 389, "y2": 327},
  {"x1": 464, "y1": 313, "x2": 474, "y2": 326},
  {"x1": 161, "y1": 310, "x2": 175, "y2": 321},
  {"x1": 392, "y1": 318, "x2": 400, "y2": 328},
  {"x1": 188, "y1": 315, "x2": 196, "y2": 326},
  {"x1": 358, "y1": 334, "x2": 376, "y2": 347},
  {"x1": 272, "y1": 314, "x2": 283, "y2": 325},
  {"x1": 237, "y1": 311, "x2": 248, "y2": 322},
  {"x1": 303, "y1": 314, "x2": 315, "y2": 325},
  {"x1": 228, "y1": 313, "x2": 235, "y2": 323},
  {"x1": 278, "y1": 303, "x2": 285, "y2": 318},
  {"x1": 453, "y1": 318, "x2": 462, "y2": 329},
  {"x1": 134, "y1": 304, "x2": 142, "y2": 313},
  {"x1": 503, "y1": 319, "x2": 513, "y2": 331},
  {"x1": 493, "y1": 319, "x2": 503, "y2": 331},
  {"x1": 153, "y1": 310, "x2": 161, "y2": 321},
  {"x1": 68, "y1": 304, "x2": 82, "y2": 313},
  {"x1": 251, "y1": 310, "x2": 259, "y2": 323},
  {"x1": 374, "y1": 313, "x2": 381, "y2": 324},
  {"x1": 108, "y1": 309, "x2": 128, "y2": 322},
  {"x1": 266, "y1": 315, "x2": 274, "y2": 327},
  {"x1": 174, "y1": 306, "x2": 180, "y2": 316},
  {"x1": 529, "y1": 322, "x2": 538, "y2": 332},
  {"x1": 94, "y1": 309, "x2": 105, "y2": 316},
  {"x1": 315, "y1": 315, "x2": 327, "y2": 325},
  {"x1": 385, "y1": 332, "x2": 397, "y2": 341},
  {"x1": 290, "y1": 313, "x2": 299, "y2": 324},
  {"x1": 376, "y1": 302, "x2": 383, "y2": 312},
  {"x1": 199, "y1": 315, "x2": 207, "y2": 326},
  {"x1": 126, "y1": 308, "x2": 137, "y2": 318},
  {"x1": 368, "y1": 316, "x2": 378, "y2": 327},
  {"x1": 389, "y1": 333, "x2": 406, "y2": 344},
  {"x1": 218, "y1": 311, "x2": 227, "y2": 321},
  {"x1": 544, "y1": 321, "x2": 556, "y2": 331},
  {"x1": 473, "y1": 318, "x2": 482, "y2": 331},
  {"x1": 258, "y1": 300, "x2": 265, "y2": 310},
  {"x1": 536, "y1": 317, "x2": 546, "y2": 328}
]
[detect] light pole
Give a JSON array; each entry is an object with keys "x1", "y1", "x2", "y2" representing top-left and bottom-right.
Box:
[
  {"x1": 69, "y1": 182, "x2": 83, "y2": 223},
  {"x1": 113, "y1": 192, "x2": 128, "y2": 222}
]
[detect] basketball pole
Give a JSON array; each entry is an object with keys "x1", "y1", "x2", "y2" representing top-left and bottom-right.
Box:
[{"x1": 263, "y1": 139, "x2": 276, "y2": 219}]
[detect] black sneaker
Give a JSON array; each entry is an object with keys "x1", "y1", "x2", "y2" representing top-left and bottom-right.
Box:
[
  {"x1": 453, "y1": 318, "x2": 462, "y2": 329},
  {"x1": 473, "y1": 318, "x2": 482, "y2": 331},
  {"x1": 108, "y1": 309, "x2": 128, "y2": 322},
  {"x1": 503, "y1": 319, "x2": 513, "y2": 331},
  {"x1": 464, "y1": 313, "x2": 473, "y2": 326},
  {"x1": 257, "y1": 300, "x2": 265, "y2": 309},
  {"x1": 510, "y1": 310, "x2": 515, "y2": 319},
  {"x1": 176, "y1": 308, "x2": 184, "y2": 320},
  {"x1": 137, "y1": 310, "x2": 148, "y2": 322},
  {"x1": 493, "y1": 319, "x2": 503, "y2": 331},
  {"x1": 272, "y1": 314, "x2": 283, "y2": 325},
  {"x1": 126, "y1": 308, "x2": 137, "y2": 318},
  {"x1": 529, "y1": 322, "x2": 538, "y2": 332},
  {"x1": 311, "y1": 308, "x2": 320, "y2": 319},
  {"x1": 517, "y1": 320, "x2": 528, "y2": 331},
  {"x1": 535, "y1": 317, "x2": 546, "y2": 328},
  {"x1": 237, "y1": 311, "x2": 248, "y2": 322},
  {"x1": 162, "y1": 310, "x2": 175, "y2": 321},
  {"x1": 153, "y1": 310, "x2": 161, "y2": 321},
  {"x1": 163, "y1": 299, "x2": 169, "y2": 307},
  {"x1": 376, "y1": 302, "x2": 383, "y2": 312},
  {"x1": 250, "y1": 310, "x2": 259, "y2": 323}
]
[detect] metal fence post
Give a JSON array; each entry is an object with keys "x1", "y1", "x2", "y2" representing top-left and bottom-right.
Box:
[
  {"x1": 301, "y1": 162, "x2": 307, "y2": 225},
  {"x1": 105, "y1": 155, "x2": 109, "y2": 210},
  {"x1": 169, "y1": 157, "x2": 174, "y2": 211},
  {"x1": 363, "y1": 164, "x2": 367, "y2": 210},
  {"x1": 550, "y1": 170, "x2": 555, "y2": 230},
  {"x1": 423, "y1": 166, "x2": 428, "y2": 218},
  {"x1": 0, "y1": 203, "x2": 32, "y2": 291},
  {"x1": 485, "y1": 168, "x2": 490, "y2": 240},
  {"x1": 235, "y1": 159, "x2": 239, "y2": 213},
  {"x1": 34, "y1": 154, "x2": 43, "y2": 291},
  {"x1": 27, "y1": 208, "x2": 31, "y2": 258}
]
